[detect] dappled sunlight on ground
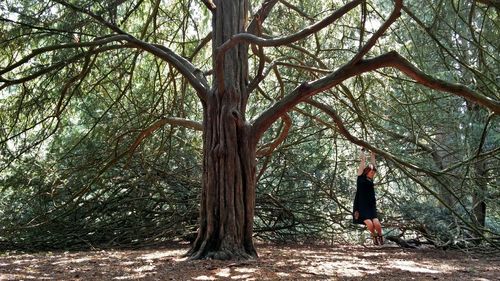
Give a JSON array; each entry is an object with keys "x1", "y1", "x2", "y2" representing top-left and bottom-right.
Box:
[{"x1": 0, "y1": 243, "x2": 498, "y2": 280}]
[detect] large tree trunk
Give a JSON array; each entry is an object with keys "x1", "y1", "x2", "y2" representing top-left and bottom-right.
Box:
[{"x1": 187, "y1": 0, "x2": 258, "y2": 260}]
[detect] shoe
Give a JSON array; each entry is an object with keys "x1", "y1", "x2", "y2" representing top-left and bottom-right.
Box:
[
  {"x1": 377, "y1": 235, "x2": 384, "y2": 245},
  {"x1": 372, "y1": 235, "x2": 379, "y2": 245}
]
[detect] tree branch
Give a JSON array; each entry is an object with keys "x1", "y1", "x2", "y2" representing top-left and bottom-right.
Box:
[
  {"x1": 385, "y1": 51, "x2": 500, "y2": 114},
  {"x1": 304, "y1": 98, "x2": 428, "y2": 174},
  {"x1": 117, "y1": 36, "x2": 209, "y2": 101},
  {"x1": 348, "y1": 0, "x2": 402, "y2": 65},
  {"x1": 247, "y1": 0, "x2": 280, "y2": 34},
  {"x1": 0, "y1": 45, "x2": 124, "y2": 91},
  {"x1": 251, "y1": 51, "x2": 500, "y2": 144},
  {"x1": 51, "y1": 0, "x2": 127, "y2": 35},
  {"x1": 215, "y1": 0, "x2": 363, "y2": 90},
  {"x1": 160, "y1": 117, "x2": 203, "y2": 131},
  {"x1": 256, "y1": 114, "x2": 292, "y2": 157},
  {"x1": 125, "y1": 117, "x2": 203, "y2": 165},
  {"x1": 0, "y1": 35, "x2": 129, "y2": 76},
  {"x1": 48, "y1": 0, "x2": 209, "y2": 101},
  {"x1": 0, "y1": 34, "x2": 209, "y2": 101},
  {"x1": 200, "y1": 0, "x2": 216, "y2": 12},
  {"x1": 475, "y1": 0, "x2": 500, "y2": 10}
]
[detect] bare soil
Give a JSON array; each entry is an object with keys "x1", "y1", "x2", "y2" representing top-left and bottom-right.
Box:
[{"x1": 0, "y1": 242, "x2": 498, "y2": 280}]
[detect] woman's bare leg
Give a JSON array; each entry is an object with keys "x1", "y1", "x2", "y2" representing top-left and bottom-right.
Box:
[
  {"x1": 363, "y1": 219, "x2": 378, "y2": 245},
  {"x1": 363, "y1": 219, "x2": 375, "y2": 235},
  {"x1": 372, "y1": 218, "x2": 383, "y2": 236},
  {"x1": 372, "y1": 218, "x2": 383, "y2": 245}
]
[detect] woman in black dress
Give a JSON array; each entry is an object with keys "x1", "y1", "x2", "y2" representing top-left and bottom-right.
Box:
[{"x1": 353, "y1": 147, "x2": 383, "y2": 245}]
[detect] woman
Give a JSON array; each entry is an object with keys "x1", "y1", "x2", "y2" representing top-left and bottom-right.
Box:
[{"x1": 352, "y1": 147, "x2": 383, "y2": 245}]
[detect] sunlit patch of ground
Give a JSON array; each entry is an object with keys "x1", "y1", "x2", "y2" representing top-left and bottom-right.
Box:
[{"x1": 0, "y1": 243, "x2": 498, "y2": 280}]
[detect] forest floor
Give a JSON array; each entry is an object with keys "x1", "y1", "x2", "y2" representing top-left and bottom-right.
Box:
[{"x1": 0, "y1": 242, "x2": 498, "y2": 281}]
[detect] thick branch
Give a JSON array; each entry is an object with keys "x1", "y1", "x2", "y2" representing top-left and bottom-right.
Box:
[
  {"x1": 385, "y1": 52, "x2": 500, "y2": 114},
  {"x1": 128, "y1": 38, "x2": 209, "y2": 100},
  {"x1": 304, "y1": 98, "x2": 428, "y2": 174},
  {"x1": 45, "y1": 1, "x2": 209, "y2": 100},
  {"x1": 160, "y1": 117, "x2": 203, "y2": 131},
  {"x1": 219, "y1": 0, "x2": 361, "y2": 49},
  {"x1": 1, "y1": 34, "x2": 209, "y2": 101},
  {"x1": 215, "y1": 0, "x2": 362, "y2": 89},
  {"x1": 251, "y1": 51, "x2": 500, "y2": 143}
]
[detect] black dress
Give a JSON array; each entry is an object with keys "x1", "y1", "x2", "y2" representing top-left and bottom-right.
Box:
[{"x1": 352, "y1": 175, "x2": 377, "y2": 224}]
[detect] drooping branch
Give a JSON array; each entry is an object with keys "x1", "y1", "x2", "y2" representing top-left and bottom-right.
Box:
[
  {"x1": 278, "y1": 0, "x2": 315, "y2": 21},
  {"x1": 51, "y1": 0, "x2": 127, "y2": 35},
  {"x1": 251, "y1": 51, "x2": 500, "y2": 144},
  {"x1": 307, "y1": 99, "x2": 483, "y2": 228},
  {"x1": 256, "y1": 114, "x2": 292, "y2": 157},
  {"x1": 475, "y1": 0, "x2": 500, "y2": 10},
  {"x1": 348, "y1": 0, "x2": 402, "y2": 65},
  {"x1": 304, "y1": 98, "x2": 496, "y2": 233},
  {"x1": 126, "y1": 117, "x2": 203, "y2": 164},
  {"x1": 385, "y1": 52, "x2": 500, "y2": 114},
  {"x1": 70, "y1": 116, "x2": 202, "y2": 198},
  {"x1": 0, "y1": 45, "x2": 124, "y2": 91},
  {"x1": 0, "y1": 33, "x2": 209, "y2": 101},
  {"x1": 247, "y1": 0, "x2": 280, "y2": 34},
  {"x1": 304, "y1": 98, "x2": 424, "y2": 172},
  {"x1": 215, "y1": 0, "x2": 363, "y2": 89},
  {"x1": 308, "y1": 102, "x2": 496, "y2": 245},
  {"x1": 0, "y1": 35, "x2": 129, "y2": 76},
  {"x1": 48, "y1": 0, "x2": 209, "y2": 101}
]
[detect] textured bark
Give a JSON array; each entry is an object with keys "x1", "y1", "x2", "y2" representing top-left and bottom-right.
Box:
[
  {"x1": 187, "y1": 0, "x2": 257, "y2": 260},
  {"x1": 470, "y1": 104, "x2": 488, "y2": 230},
  {"x1": 432, "y1": 133, "x2": 456, "y2": 209},
  {"x1": 472, "y1": 159, "x2": 487, "y2": 229}
]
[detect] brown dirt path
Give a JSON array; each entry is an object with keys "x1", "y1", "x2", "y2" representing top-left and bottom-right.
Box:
[{"x1": 0, "y1": 243, "x2": 498, "y2": 280}]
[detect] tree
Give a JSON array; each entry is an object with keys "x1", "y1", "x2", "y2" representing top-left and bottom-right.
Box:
[{"x1": 1, "y1": 0, "x2": 498, "y2": 259}]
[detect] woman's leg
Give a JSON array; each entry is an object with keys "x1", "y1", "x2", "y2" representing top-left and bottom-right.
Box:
[
  {"x1": 372, "y1": 218, "x2": 384, "y2": 245},
  {"x1": 363, "y1": 219, "x2": 375, "y2": 235},
  {"x1": 363, "y1": 219, "x2": 378, "y2": 245},
  {"x1": 372, "y1": 218, "x2": 383, "y2": 236}
]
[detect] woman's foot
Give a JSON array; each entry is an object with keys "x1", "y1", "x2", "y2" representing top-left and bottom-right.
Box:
[
  {"x1": 377, "y1": 235, "x2": 384, "y2": 245},
  {"x1": 372, "y1": 235, "x2": 379, "y2": 245}
]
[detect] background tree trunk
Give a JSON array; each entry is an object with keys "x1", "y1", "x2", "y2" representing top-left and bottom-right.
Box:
[
  {"x1": 187, "y1": 0, "x2": 258, "y2": 260},
  {"x1": 472, "y1": 160, "x2": 487, "y2": 229},
  {"x1": 469, "y1": 103, "x2": 488, "y2": 231}
]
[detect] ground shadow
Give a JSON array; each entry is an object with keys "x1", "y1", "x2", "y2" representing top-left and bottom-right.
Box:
[{"x1": 0, "y1": 242, "x2": 498, "y2": 280}]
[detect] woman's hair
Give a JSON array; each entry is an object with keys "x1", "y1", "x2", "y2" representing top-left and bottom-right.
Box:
[{"x1": 362, "y1": 164, "x2": 377, "y2": 176}]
